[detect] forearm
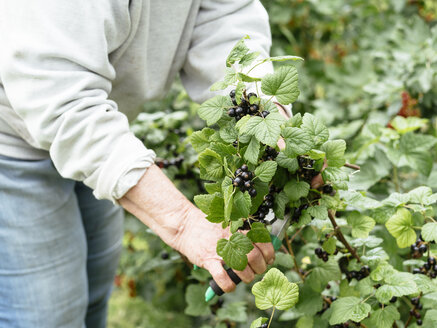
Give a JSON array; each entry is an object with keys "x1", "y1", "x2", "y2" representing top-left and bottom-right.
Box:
[{"x1": 118, "y1": 164, "x2": 199, "y2": 249}]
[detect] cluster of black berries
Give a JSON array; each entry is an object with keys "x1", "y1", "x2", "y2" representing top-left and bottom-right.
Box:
[
  {"x1": 297, "y1": 156, "x2": 319, "y2": 183},
  {"x1": 411, "y1": 238, "x2": 428, "y2": 258},
  {"x1": 315, "y1": 247, "x2": 329, "y2": 262},
  {"x1": 156, "y1": 157, "x2": 184, "y2": 169},
  {"x1": 413, "y1": 256, "x2": 437, "y2": 278},
  {"x1": 253, "y1": 193, "x2": 275, "y2": 223},
  {"x1": 291, "y1": 203, "x2": 309, "y2": 223},
  {"x1": 227, "y1": 90, "x2": 269, "y2": 121},
  {"x1": 410, "y1": 297, "x2": 423, "y2": 326},
  {"x1": 346, "y1": 265, "x2": 370, "y2": 282},
  {"x1": 233, "y1": 164, "x2": 257, "y2": 197},
  {"x1": 262, "y1": 146, "x2": 278, "y2": 161},
  {"x1": 256, "y1": 324, "x2": 268, "y2": 328},
  {"x1": 317, "y1": 296, "x2": 337, "y2": 315}
]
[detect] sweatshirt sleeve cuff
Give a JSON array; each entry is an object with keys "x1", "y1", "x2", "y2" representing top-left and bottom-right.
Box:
[{"x1": 83, "y1": 132, "x2": 156, "y2": 203}]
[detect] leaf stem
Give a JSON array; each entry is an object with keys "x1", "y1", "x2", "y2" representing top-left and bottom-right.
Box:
[
  {"x1": 344, "y1": 162, "x2": 361, "y2": 170},
  {"x1": 267, "y1": 306, "x2": 275, "y2": 328},
  {"x1": 328, "y1": 210, "x2": 361, "y2": 262},
  {"x1": 285, "y1": 232, "x2": 305, "y2": 281},
  {"x1": 393, "y1": 166, "x2": 400, "y2": 193}
]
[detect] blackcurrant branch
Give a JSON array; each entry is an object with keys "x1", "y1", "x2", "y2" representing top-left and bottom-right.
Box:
[
  {"x1": 344, "y1": 163, "x2": 361, "y2": 170},
  {"x1": 328, "y1": 210, "x2": 361, "y2": 263},
  {"x1": 284, "y1": 232, "x2": 305, "y2": 281}
]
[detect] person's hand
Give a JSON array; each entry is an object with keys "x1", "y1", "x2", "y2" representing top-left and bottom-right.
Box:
[
  {"x1": 173, "y1": 207, "x2": 275, "y2": 292},
  {"x1": 120, "y1": 165, "x2": 275, "y2": 294}
]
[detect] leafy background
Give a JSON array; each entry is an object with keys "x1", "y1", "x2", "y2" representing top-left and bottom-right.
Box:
[{"x1": 108, "y1": 1, "x2": 437, "y2": 327}]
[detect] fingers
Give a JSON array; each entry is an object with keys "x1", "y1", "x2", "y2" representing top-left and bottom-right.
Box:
[
  {"x1": 204, "y1": 261, "x2": 236, "y2": 293},
  {"x1": 235, "y1": 265, "x2": 255, "y2": 284},
  {"x1": 311, "y1": 158, "x2": 328, "y2": 189},
  {"x1": 247, "y1": 246, "x2": 267, "y2": 274},
  {"x1": 255, "y1": 242, "x2": 275, "y2": 266}
]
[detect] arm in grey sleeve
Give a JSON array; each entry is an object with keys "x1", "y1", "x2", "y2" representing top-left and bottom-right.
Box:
[{"x1": 0, "y1": 0, "x2": 155, "y2": 202}]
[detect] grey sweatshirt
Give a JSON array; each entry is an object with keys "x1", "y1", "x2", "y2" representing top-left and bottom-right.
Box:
[{"x1": 0, "y1": 0, "x2": 273, "y2": 202}]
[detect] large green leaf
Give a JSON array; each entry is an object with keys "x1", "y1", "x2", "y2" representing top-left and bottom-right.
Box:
[
  {"x1": 422, "y1": 222, "x2": 437, "y2": 243},
  {"x1": 198, "y1": 149, "x2": 224, "y2": 180},
  {"x1": 282, "y1": 127, "x2": 314, "y2": 155},
  {"x1": 198, "y1": 96, "x2": 232, "y2": 125},
  {"x1": 216, "y1": 301, "x2": 247, "y2": 322},
  {"x1": 321, "y1": 140, "x2": 346, "y2": 167},
  {"x1": 251, "y1": 268, "x2": 299, "y2": 310},
  {"x1": 385, "y1": 208, "x2": 416, "y2": 248},
  {"x1": 368, "y1": 305, "x2": 400, "y2": 328},
  {"x1": 222, "y1": 177, "x2": 234, "y2": 221},
  {"x1": 261, "y1": 66, "x2": 300, "y2": 104},
  {"x1": 276, "y1": 152, "x2": 299, "y2": 172},
  {"x1": 306, "y1": 259, "x2": 341, "y2": 292},
  {"x1": 190, "y1": 128, "x2": 216, "y2": 153},
  {"x1": 375, "y1": 272, "x2": 418, "y2": 303},
  {"x1": 244, "y1": 137, "x2": 260, "y2": 165},
  {"x1": 255, "y1": 161, "x2": 278, "y2": 182},
  {"x1": 217, "y1": 233, "x2": 254, "y2": 271},
  {"x1": 185, "y1": 284, "x2": 211, "y2": 316},
  {"x1": 329, "y1": 297, "x2": 371, "y2": 325},
  {"x1": 301, "y1": 113, "x2": 329, "y2": 145},
  {"x1": 231, "y1": 191, "x2": 251, "y2": 220},
  {"x1": 284, "y1": 179, "x2": 310, "y2": 201},
  {"x1": 347, "y1": 212, "x2": 375, "y2": 238},
  {"x1": 239, "y1": 113, "x2": 286, "y2": 146},
  {"x1": 247, "y1": 222, "x2": 271, "y2": 243}
]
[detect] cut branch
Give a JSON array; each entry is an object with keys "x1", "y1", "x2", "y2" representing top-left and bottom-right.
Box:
[
  {"x1": 328, "y1": 210, "x2": 361, "y2": 262},
  {"x1": 344, "y1": 162, "x2": 360, "y2": 170}
]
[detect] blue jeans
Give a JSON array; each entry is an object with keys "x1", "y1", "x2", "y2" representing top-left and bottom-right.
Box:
[{"x1": 0, "y1": 155, "x2": 124, "y2": 327}]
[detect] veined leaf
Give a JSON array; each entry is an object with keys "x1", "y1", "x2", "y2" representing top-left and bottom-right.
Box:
[
  {"x1": 329, "y1": 297, "x2": 371, "y2": 325},
  {"x1": 255, "y1": 161, "x2": 278, "y2": 182},
  {"x1": 347, "y1": 212, "x2": 375, "y2": 238},
  {"x1": 198, "y1": 96, "x2": 232, "y2": 125},
  {"x1": 261, "y1": 66, "x2": 300, "y2": 105},
  {"x1": 217, "y1": 233, "x2": 253, "y2": 271},
  {"x1": 369, "y1": 305, "x2": 400, "y2": 328},
  {"x1": 385, "y1": 208, "x2": 416, "y2": 248},
  {"x1": 282, "y1": 127, "x2": 314, "y2": 155},
  {"x1": 321, "y1": 140, "x2": 346, "y2": 167},
  {"x1": 247, "y1": 222, "x2": 271, "y2": 243},
  {"x1": 422, "y1": 222, "x2": 437, "y2": 243},
  {"x1": 226, "y1": 35, "x2": 250, "y2": 67},
  {"x1": 301, "y1": 113, "x2": 329, "y2": 145},
  {"x1": 284, "y1": 179, "x2": 310, "y2": 201}
]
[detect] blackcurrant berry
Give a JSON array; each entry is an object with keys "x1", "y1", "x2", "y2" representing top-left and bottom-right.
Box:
[
  {"x1": 229, "y1": 89, "x2": 236, "y2": 98},
  {"x1": 322, "y1": 253, "x2": 329, "y2": 262},
  {"x1": 235, "y1": 107, "x2": 244, "y2": 116},
  {"x1": 163, "y1": 159, "x2": 170, "y2": 168},
  {"x1": 415, "y1": 312, "x2": 421, "y2": 319},
  {"x1": 249, "y1": 188, "x2": 257, "y2": 197},
  {"x1": 161, "y1": 252, "x2": 169, "y2": 260},
  {"x1": 431, "y1": 272, "x2": 437, "y2": 278},
  {"x1": 417, "y1": 319, "x2": 423, "y2": 326},
  {"x1": 428, "y1": 257, "x2": 436, "y2": 266},
  {"x1": 241, "y1": 164, "x2": 248, "y2": 171},
  {"x1": 411, "y1": 297, "x2": 419, "y2": 305},
  {"x1": 233, "y1": 177, "x2": 243, "y2": 187},
  {"x1": 241, "y1": 172, "x2": 251, "y2": 180},
  {"x1": 413, "y1": 246, "x2": 420, "y2": 253},
  {"x1": 424, "y1": 262, "x2": 431, "y2": 270},
  {"x1": 260, "y1": 323, "x2": 268, "y2": 328},
  {"x1": 235, "y1": 168, "x2": 242, "y2": 176},
  {"x1": 434, "y1": 264, "x2": 437, "y2": 271},
  {"x1": 315, "y1": 247, "x2": 323, "y2": 257},
  {"x1": 249, "y1": 104, "x2": 259, "y2": 114},
  {"x1": 228, "y1": 108, "x2": 236, "y2": 117},
  {"x1": 417, "y1": 303, "x2": 423, "y2": 310},
  {"x1": 419, "y1": 244, "x2": 428, "y2": 253},
  {"x1": 247, "y1": 92, "x2": 257, "y2": 100},
  {"x1": 322, "y1": 185, "x2": 334, "y2": 194},
  {"x1": 244, "y1": 180, "x2": 252, "y2": 189},
  {"x1": 265, "y1": 194, "x2": 274, "y2": 202},
  {"x1": 258, "y1": 212, "x2": 266, "y2": 220},
  {"x1": 261, "y1": 110, "x2": 270, "y2": 117},
  {"x1": 413, "y1": 268, "x2": 421, "y2": 274},
  {"x1": 264, "y1": 200, "x2": 273, "y2": 208},
  {"x1": 390, "y1": 296, "x2": 397, "y2": 303}
]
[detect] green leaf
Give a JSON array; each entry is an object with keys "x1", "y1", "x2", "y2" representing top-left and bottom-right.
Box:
[
  {"x1": 217, "y1": 233, "x2": 254, "y2": 271},
  {"x1": 422, "y1": 222, "x2": 437, "y2": 243},
  {"x1": 295, "y1": 284, "x2": 324, "y2": 315},
  {"x1": 307, "y1": 205, "x2": 328, "y2": 220},
  {"x1": 288, "y1": 113, "x2": 303, "y2": 127},
  {"x1": 251, "y1": 268, "x2": 299, "y2": 310},
  {"x1": 249, "y1": 317, "x2": 268, "y2": 328},
  {"x1": 273, "y1": 191, "x2": 289, "y2": 219},
  {"x1": 385, "y1": 208, "x2": 416, "y2": 248},
  {"x1": 296, "y1": 316, "x2": 314, "y2": 328},
  {"x1": 369, "y1": 305, "x2": 400, "y2": 328},
  {"x1": 190, "y1": 128, "x2": 216, "y2": 153},
  {"x1": 264, "y1": 55, "x2": 304, "y2": 62},
  {"x1": 412, "y1": 274, "x2": 437, "y2": 294},
  {"x1": 306, "y1": 259, "x2": 341, "y2": 292},
  {"x1": 244, "y1": 137, "x2": 260, "y2": 165},
  {"x1": 194, "y1": 194, "x2": 215, "y2": 214},
  {"x1": 423, "y1": 309, "x2": 437, "y2": 327},
  {"x1": 217, "y1": 301, "x2": 247, "y2": 322},
  {"x1": 261, "y1": 65, "x2": 300, "y2": 105},
  {"x1": 282, "y1": 127, "x2": 314, "y2": 155},
  {"x1": 226, "y1": 35, "x2": 250, "y2": 67},
  {"x1": 399, "y1": 131, "x2": 437, "y2": 152},
  {"x1": 185, "y1": 284, "x2": 211, "y2": 316},
  {"x1": 231, "y1": 191, "x2": 251, "y2": 220},
  {"x1": 276, "y1": 152, "x2": 299, "y2": 172},
  {"x1": 274, "y1": 252, "x2": 294, "y2": 269},
  {"x1": 255, "y1": 161, "x2": 278, "y2": 182},
  {"x1": 198, "y1": 96, "x2": 232, "y2": 125},
  {"x1": 239, "y1": 113, "x2": 286, "y2": 147},
  {"x1": 222, "y1": 177, "x2": 234, "y2": 222},
  {"x1": 390, "y1": 116, "x2": 428, "y2": 134},
  {"x1": 347, "y1": 212, "x2": 375, "y2": 238},
  {"x1": 239, "y1": 51, "x2": 260, "y2": 68},
  {"x1": 321, "y1": 140, "x2": 346, "y2": 167},
  {"x1": 206, "y1": 195, "x2": 225, "y2": 223},
  {"x1": 329, "y1": 297, "x2": 371, "y2": 325},
  {"x1": 204, "y1": 182, "x2": 221, "y2": 194},
  {"x1": 405, "y1": 151, "x2": 433, "y2": 176},
  {"x1": 376, "y1": 272, "x2": 418, "y2": 302},
  {"x1": 248, "y1": 222, "x2": 272, "y2": 243},
  {"x1": 301, "y1": 113, "x2": 329, "y2": 145},
  {"x1": 284, "y1": 179, "x2": 310, "y2": 201},
  {"x1": 198, "y1": 149, "x2": 224, "y2": 181},
  {"x1": 323, "y1": 237, "x2": 337, "y2": 255},
  {"x1": 408, "y1": 186, "x2": 433, "y2": 205},
  {"x1": 237, "y1": 72, "x2": 261, "y2": 82}
]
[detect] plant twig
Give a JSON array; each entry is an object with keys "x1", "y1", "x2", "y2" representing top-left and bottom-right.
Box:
[
  {"x1": 328, "y1": 210, "x2": 361, "y2": 262},
  {"x1": 285, "y1": 233, "x2": 305, "y2": 281},
  {"x1": 344, "y1": 162, "x2": 361, "y2": 170}
]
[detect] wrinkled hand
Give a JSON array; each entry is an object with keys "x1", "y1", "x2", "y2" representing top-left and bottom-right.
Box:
[{"x1": 174, "y1": 207, "x2": 275, "y2": 292}]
